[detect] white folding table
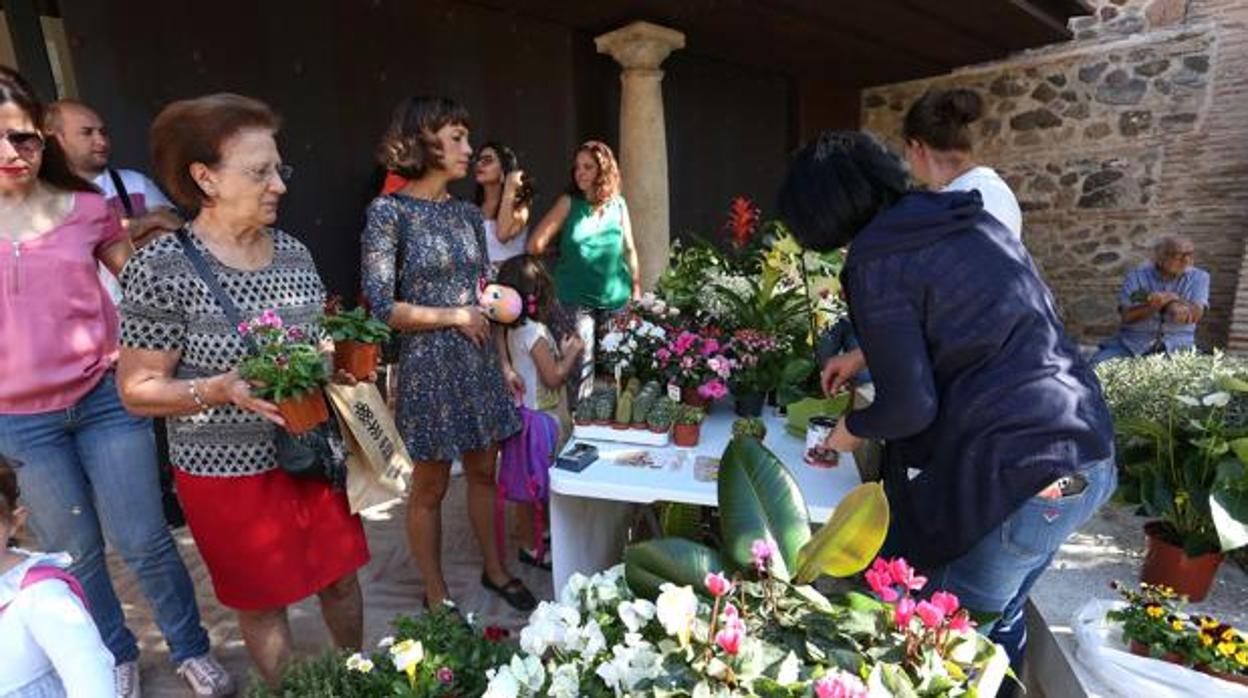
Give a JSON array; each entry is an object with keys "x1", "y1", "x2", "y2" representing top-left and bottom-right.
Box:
[{"x1": 549, "y1": 402, "x2": 862, "y2": 594}]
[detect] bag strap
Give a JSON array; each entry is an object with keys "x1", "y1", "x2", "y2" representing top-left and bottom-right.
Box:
[
  {"x1": 0, "y1": 566, "x2": 89, "y2": 614},
  {"x1": 175, "y1": 228, "x2": 259, "y2": 355},
  {"x1": 108, "y1": 168, "x2": 135, "y2": 218}
]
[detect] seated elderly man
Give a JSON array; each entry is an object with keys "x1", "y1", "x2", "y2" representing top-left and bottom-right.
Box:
[{"x1": 1091, "y1": 235, "x2": 1209, "y2": 365}]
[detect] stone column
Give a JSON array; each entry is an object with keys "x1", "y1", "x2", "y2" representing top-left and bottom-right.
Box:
[{"x1": 595, "y1": 21, "x2": 685, "y2": 290}]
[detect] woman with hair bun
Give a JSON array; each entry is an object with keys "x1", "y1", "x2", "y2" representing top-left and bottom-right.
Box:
[{"x1": 902, "y1": 88, "x2": 1023, "y2": 240}]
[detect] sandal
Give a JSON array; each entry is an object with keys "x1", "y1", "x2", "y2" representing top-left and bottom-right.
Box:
[
  {"x1": 518, "y1": 547, "x2": 552, "y2": 571},
  {"x1": 481, "y1": 573, "x2": 538, "y2": 612},
  {"x1": 422, "y1": 595, "x2": 461, "y2": 617}
]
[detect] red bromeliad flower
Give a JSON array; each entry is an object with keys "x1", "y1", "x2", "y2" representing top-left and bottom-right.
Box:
[
  {"x1": 483, "y1": 626, "x2": 509, "y2": 642},
  {"x1": 725, "y1": 196, "x2": 760, "y2": 248}
]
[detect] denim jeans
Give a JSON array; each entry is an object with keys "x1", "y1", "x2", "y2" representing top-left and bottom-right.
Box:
[
  {"x1": 1089, "y1": 337, "x2": 1137, "y2": 366},
  {"x1": 923, "y1": 458, "x2": 1116, "y2": 683},
  {"x1": 0, "y1": 371, "x2": 209, "y2": 664}
]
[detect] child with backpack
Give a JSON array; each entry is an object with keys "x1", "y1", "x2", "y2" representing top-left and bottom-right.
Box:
[
  {"x1": 495, "y1": 255, "x2": 584, "y2": 570},
  {"x1": 1, "y1": 460, "x2": 114, "y2": 697}
]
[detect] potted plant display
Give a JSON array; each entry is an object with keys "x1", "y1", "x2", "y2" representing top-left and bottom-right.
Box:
[
  {"x1": 323, "y1": 298, "x2": 392, "y2": 381},
  {"x1": 672, "y1": 405, "x2": 706, "y2": 448}
]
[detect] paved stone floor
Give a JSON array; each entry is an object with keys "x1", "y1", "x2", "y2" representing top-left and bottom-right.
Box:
[{"x1": 106, "y1": 474, "x2": 552, "y2": 696}]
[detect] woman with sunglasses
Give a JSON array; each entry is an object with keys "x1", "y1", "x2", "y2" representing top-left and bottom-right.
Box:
[{"x1": 0, "y1": 68, "x2": 233, "y2": 697}]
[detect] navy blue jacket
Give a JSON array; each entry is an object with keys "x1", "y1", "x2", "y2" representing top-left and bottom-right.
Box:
[{"x1": 842, "y1": 191, "x2": 1113, "y2": 569}]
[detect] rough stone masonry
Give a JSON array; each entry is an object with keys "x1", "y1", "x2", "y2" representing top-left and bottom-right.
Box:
[{"x1": 861, "y1": 0, "x2": 1248, "y2": 350}]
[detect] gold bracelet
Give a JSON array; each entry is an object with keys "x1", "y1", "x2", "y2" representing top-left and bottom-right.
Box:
[{"x1": 188, "y1": 379, "x2": 208, "y2": 412}]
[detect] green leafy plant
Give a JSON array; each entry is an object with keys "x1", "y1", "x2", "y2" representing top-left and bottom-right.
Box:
[
  {"x1": 675, "y1": 405, "x2": 706, "y2": 426},
  {"x1": 236, "y1": 309, "x2": 327, "y2": 402},
  {"x1": 731, "y1": 417, "x2": 767, "y2": 441},
  {"x1": 322, "y1": 301, "x2": 392, "y2": 344},
  {"x1": 249, "y1": 603, "x2": 516, "y2": 697},
  {"x1": 647, "y1": 398, "x2": 676, "y2": 431}
]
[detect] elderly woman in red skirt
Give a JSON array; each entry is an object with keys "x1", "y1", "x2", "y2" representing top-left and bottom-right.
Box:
[{"x1": 116, "y1": 94, "x2": 369, "y2": 687}]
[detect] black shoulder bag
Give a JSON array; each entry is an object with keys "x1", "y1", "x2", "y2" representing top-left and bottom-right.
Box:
[{"x1": 175, "y1": 228, "x2": 347, "y2": 488}]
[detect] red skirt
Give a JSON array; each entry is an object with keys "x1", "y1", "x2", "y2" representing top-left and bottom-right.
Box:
[{"x1": 175, "y1": 467, "x2": 370, "y2": 610}]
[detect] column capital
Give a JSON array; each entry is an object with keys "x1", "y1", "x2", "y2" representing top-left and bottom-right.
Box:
[{"x1": 595, "y1": 21, "x2": 685, "y2": 71}]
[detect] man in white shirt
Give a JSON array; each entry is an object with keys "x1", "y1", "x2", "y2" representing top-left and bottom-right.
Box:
[{"x1": 46, "y1": 100, "x2": 182, "y2": 304}]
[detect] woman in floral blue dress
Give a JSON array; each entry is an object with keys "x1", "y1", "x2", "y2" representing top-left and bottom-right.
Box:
[{"x1": 361, "y1": 97, "x2": 532, "y2": 611}]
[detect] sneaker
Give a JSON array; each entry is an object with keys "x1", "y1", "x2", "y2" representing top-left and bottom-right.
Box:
[
  {"x1": 115, "y1": 661, "x2": 141, "y2": 698},
  {"x1": 177, "y1": 654, "x2": 237, "y2": 697}
]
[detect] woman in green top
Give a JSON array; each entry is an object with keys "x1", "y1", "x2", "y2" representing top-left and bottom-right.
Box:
[{"x1": 528, "y1": 140, "x2": 640, "y2": 403}]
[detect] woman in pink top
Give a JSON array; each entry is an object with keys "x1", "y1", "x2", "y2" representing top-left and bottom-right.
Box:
[{"x1": 0, "y1": 68, "x2": 233, "y2": 697}]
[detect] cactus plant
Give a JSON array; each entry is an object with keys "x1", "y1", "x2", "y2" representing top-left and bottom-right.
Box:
[
  {"x1": 615, "y1": 391, "x2": 634, "y2": 425},
  {"x1": 593, "y1": 390, "x2": 617, "y2": 423},
  {"x1": 732, "y1": 417, "x2": 767, "y2": 441},
  {"x1": 648, "y1": 398, "x2": 676, "y2": 432},
  {"x1": 632, "y1": 392, "x2": 656, "y2": 425}
]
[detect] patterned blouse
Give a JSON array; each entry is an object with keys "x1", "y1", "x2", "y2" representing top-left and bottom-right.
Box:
[{"x1": 119, "y1": 230, "x2": 326, "y2": 477}]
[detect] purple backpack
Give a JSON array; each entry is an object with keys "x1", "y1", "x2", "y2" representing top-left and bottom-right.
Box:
[
  {"x1": 0, "y1": 565, "x2": 89, "y2": 614},
  {"x1": 495, "y1": 406, "x2": 558, "y2": 562}
]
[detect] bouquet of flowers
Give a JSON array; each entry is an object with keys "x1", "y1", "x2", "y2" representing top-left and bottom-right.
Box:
[
  {"x1": 655, "y1": 327, "x2": 732, "y2": 402},
  {"x1": 726, "y1": 329, "x2": 788, "y2": 398},
  {"x1": 1108, "y1": 581, "x2": 1248, "y2": 680}
]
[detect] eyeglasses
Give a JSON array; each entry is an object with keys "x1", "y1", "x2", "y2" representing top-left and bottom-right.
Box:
[
  {"x1": 229, "y1": 163, "x2": 293, "y2": 184},
  {"x1": 1, "y1": 130, "x2": 45, "y2": 157}
]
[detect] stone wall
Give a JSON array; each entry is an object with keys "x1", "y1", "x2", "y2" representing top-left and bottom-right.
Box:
[{"x1": 860, "y1": 0, "x2": 1248, "y2": 346}]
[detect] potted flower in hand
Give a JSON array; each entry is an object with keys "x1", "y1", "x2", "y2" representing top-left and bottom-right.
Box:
[
  {"x1": 673, "y1": 405, "x2": 705, "y2": 448},
  {"x1": 238, "y1": 309, "x2": 329, "y2": 434},
  {"x1": 323, "y1": 298, "x2": 392, "y2": 381}
]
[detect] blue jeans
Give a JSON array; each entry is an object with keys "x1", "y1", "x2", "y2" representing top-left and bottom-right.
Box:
[
  {"x1": 1089, "y1": 337, "x2": 1137, "y2": 365},
  {"x1": 923, "y1": 458, "x2": 1116, "y2": 680},
  {"x1": 0, "y1": 371, "x2": 209, "y2": 664}
]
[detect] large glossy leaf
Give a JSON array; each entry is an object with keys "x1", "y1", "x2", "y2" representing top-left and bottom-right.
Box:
[
  {"x1": 717, "y1": 437, "x2": 811, "y2": 581},
  {"x1": 659, "y1": 502, "x2": 705, "y2": 541},
  {"x1": 1217, "y1": 375, "x2": 1248, "y2": 393},
  {"x1": 1211, "y1": 457, "x2": 1248, "y2": 551},
  {"x1": 794, "y1": 481, "x2": 890, "y2": 583},
  {"x1": 624, "y1": 538, "x2": 723, "y2": 600}
]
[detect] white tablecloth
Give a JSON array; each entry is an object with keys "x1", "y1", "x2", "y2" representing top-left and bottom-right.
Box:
[{"x1": 549, "y1": 401, "x2": 862, "y2": 593}]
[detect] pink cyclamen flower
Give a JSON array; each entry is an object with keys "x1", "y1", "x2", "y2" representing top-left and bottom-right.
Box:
[
  {"x1": 888, "y1": 558, "x2": 928, "y2": 592},
  {"x1": 893, "y1": 597, "x2": 916, "y2": 628},
  {"x1": 750, "y1": 538, "x2": 777, "y2": 573},
  {"x1": 287, "y1": 327, "x2": 304, "y2": 341},
  {"x1": 929, "y1": 590, "x2": 961, "y2": 617},
  {"x1": 948, "y1": 610, "x2": 973, "y2": 633},
  {"x1": 698, "y1": 379, "x2": 728, "y2": 400},
  {"x1": 701, "y1": 338, "x2": 721, "y2": 356},
  {"x1": 673, "y1": 332, "x2": 697, "y2": 355},
  {"x1": 237, "y1": 321, "x2": 251, "y2": 336},
  {"x1": 436, "y1": 666, "x2": 454, "y2": 684},
  {"x1": 257, "y1": 309, "x2": 283, "y2": 329},
  {"x1": 704, "y1": 572, "x2": 734, "y2": 599},
  {"x1": 656, "y1": 348, "x2": 671, "y2": 362},
  {"x1": 720, "y1": 603, "x2": 745, "y2": 632},
  {"x1": 915, "y1": 600, "x2": 946, "y2": 629},
  {"x1": 864, "y1": 568, "x2": 899, "y2": 603},
  {"x1": 715, "y1": 626, "x2": 744, "y2": 655},
  {"x1": 814, "y1": 671, "x2": 869, "y2": 698}
]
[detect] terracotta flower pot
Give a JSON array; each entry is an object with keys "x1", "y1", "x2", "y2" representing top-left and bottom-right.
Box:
[
  {"x1": 673, "y1": 423, "x2": 701, "y2": 447},
  {"x1": 277, "y1": 386, "x2": 330, "y2": 435},
  {"x1": 734, "y1": 392, "x2": 765, "y2": 417},
  {"x1": 649, "y1": 424, "x2": 670, "y2": 434},
  {"x1": 334, "y1": 340, "x2": 380, "y2": 381},
  {"x1": 681, "y1": 386, "x2": 709, "y2": 409},
  {"x1": 1140, "y1": 521, "x2": 1225, "y2": 602},
  {"x1": 611, "y1": 422, "x2": 629, "y2": 430}
]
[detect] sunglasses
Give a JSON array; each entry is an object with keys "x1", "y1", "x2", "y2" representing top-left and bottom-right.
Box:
[{"x1": 1, "y1": 130, "x2": 44, "y2": 157}]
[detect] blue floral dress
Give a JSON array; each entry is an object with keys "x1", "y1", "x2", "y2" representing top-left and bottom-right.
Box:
[{"x1": 361, "y1": 194, "x2": 520, "y2": 461}]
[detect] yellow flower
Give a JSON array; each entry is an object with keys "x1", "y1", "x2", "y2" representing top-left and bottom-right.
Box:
[
  {"x1": 1158, "y1": 585, "x2": 1177, "y2": 599},
  {"x1": 1171, "y1": 620, "x2": 1186, "y2": 632},
  {"x1": 1218, "y1": 642, "x2": 1237, "y2": 658},
  {"x1": 389, "y1": 639, "x2": 424, "y2": 681},
  {"x1": 1146, "y1": 604, "x2": 1165, "y2": 619},
  {"x1": 1236, "y1": 651, "x2": 1248, "y2": 667},
  {"x1": 1201, "y1": 634, "x2": 1214, "y2": 647},
  {"x1": 1222, "y1": 628, "x2": 1238, "y2": 642},
  {"x1": 1199, "y1": 616, "x2": 1220, "y2": 631}
]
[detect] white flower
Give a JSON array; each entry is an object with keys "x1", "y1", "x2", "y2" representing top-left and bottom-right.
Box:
[
  {"x1": 1203, "y1": 391, "x2": 1231, "y2": 407},
  {"x1": 389, "y1": 639, "x2": 424, "y2": 674},
  {"x1": 601, "y1": 333, "x2": 623, "y2": 353},
  {"x1": 559, "y1": 573, "x2": 589, "y2": 606},
  {"x1": 509, "y1": 654, "x2": 546, "y2": 693},
  {"x1": 519, "y1": 602, "x2": 580, "y2": 656},
  {"x1": 655, "y1": 583, "x2": 699, "y2": 645},
  {"x1": 376, "y1": 636, "x2": 395, "y2": 650},
  {"x1": 567, "y1": 618, "x2": 607, "y2": 658},
  {"x1": 618, "y1": 598, "x2": 657, "y2": 632},
  {"x1": 652, "y1": 300, "x2": 668, "y2": 315},
  {"x1": 483, "y1": 666, "x2": 520, "y2": 698},
  {"x1": 1177, "y1": 395, "x2": 1200, "y2": 406},
  {"x1": 595, "y1": 634, "x2": 663, "y2": 692},
  {"x1": 548, "y1": 663, "x2": 580, "y2": 698},
  {"x1": 345, "y1": 652, "x2": 374, "y2": 673}
]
